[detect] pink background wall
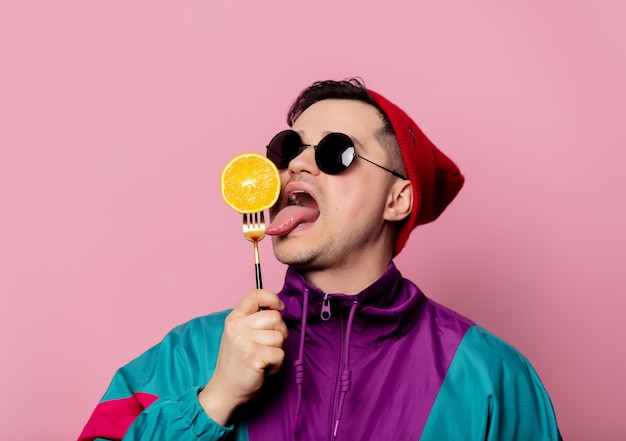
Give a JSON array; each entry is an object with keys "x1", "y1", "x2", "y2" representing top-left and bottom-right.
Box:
[{"x1": 1, "y1": 1, "x2": 625, "y2": 439}]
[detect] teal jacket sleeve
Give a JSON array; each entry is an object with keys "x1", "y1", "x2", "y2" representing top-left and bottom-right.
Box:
[
  {"x1": 421, "y1": 326, "x2": 562, "y2": 440},
  {"x1": 78, "y1": 310, "x2": 242, "y2": 441}
]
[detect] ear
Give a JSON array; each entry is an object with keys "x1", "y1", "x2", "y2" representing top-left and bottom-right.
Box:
[{"x1": 384, "y1": 179, "x2": 413, "y2": 222}]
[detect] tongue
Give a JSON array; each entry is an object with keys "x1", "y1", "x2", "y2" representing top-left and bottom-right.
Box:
[{"x1": 266, "y1": 205, "x2": 320, "y2": 236}]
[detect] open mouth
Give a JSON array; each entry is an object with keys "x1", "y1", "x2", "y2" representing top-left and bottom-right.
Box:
[
  {"x1": 266, "y1": 189, "x2": 320, "y2": 236},
  {"x1": 288, "y1": 190, "x2": 317, "y2": 209}
]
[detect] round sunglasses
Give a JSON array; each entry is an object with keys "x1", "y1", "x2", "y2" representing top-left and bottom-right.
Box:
[{"x1": 266, "y1": 130, "x2": 407, "y2": 180}]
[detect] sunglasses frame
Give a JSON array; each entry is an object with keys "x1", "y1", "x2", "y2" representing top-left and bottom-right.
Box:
[{"x1": 266, "y1": 130, "x2": 407, "y2": 180}]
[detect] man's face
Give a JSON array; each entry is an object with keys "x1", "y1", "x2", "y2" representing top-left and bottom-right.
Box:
[{"x1": 268, "y1": 99, "x2": 399, "y2": 271}]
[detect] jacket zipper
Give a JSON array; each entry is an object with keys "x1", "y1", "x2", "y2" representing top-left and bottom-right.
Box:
[
  {"x1": 321, "y1": 293, "x2": 332, "y2": 321},
  {"x1": 328, "y1": 298, "x2": 346, "y2": 441},
  {"x1": 319, "y1": 293, "x2": 349, "y2": 440}
]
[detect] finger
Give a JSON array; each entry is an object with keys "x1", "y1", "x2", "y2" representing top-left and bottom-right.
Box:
[
  {"x1": 244, "y1": 309, "x2": 288, "y2": 333},
  {"x1": 248, "y1": 329, "x2": 287, "y2": 348},
  {"x1": 234, "y1": 289, "x2": 284, "y2": 316},
  {"x1": 253, "y1": 346, "x2": 285, "y2": 375},
  {"x1": 222, "y1": 311, "x2": 288, "y2": 346}
]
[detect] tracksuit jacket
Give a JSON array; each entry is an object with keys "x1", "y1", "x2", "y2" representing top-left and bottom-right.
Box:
[{"x1": 79, "y1": 263, "x2": 562, "y2": 440}]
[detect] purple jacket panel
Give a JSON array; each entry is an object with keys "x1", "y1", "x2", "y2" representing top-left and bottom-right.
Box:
[{"x1": 243, "y1": 263, "x2": 473, "y2": 440}]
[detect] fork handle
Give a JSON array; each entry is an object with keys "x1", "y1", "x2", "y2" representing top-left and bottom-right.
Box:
[
  {"x1": 256, "y1": 263, "x2": 266, "y2": 310},
  {"x1": 255, "y1": 262, "x2": 263, "y2": 289},
  {"x1": 253, "y1": 242, "x2": 263, "y2": 289}
]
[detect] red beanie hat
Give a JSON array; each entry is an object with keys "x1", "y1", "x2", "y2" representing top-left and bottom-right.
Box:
[{"x1": 367, "y1": 89, "x2": 465, "y2": 256}]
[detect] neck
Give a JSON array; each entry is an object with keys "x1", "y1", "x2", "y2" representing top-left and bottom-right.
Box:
[
  {"x1": 281, "y1": 222, "x2": 398, "y2": 295},
  {"x1": 298, "y1": 249, "x2": 394, "y2": 295}
]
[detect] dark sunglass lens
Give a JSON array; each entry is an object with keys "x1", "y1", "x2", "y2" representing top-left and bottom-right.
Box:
[
  {"x1": 266, "y1": 130, "x2": 301, "y2": 169},
  {"x1": 315, "y1": 133, "x2": 355, "y2": 175}
]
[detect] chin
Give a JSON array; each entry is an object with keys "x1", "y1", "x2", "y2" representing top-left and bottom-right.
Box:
[{"x1": 272, "y1": 240, "x2": 322, "y2": 269}]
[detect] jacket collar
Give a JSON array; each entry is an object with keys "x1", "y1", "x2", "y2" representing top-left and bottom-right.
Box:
[{"x1": 279, "y1": 262, "x2": 426, "y2": 334}]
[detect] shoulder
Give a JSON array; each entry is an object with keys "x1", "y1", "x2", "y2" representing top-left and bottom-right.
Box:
[
  {"x1": 404, "y1": 293, "x2": 474, "y2": 345},
  {"x1": 167, "y1": 309, "x2": 232, "y2": 337},
  {"x1": 454, "y1": 325, "x2": 536, "y2": 379},
  {"x1": 109, "y1": 310, "x2": 233, "y2": 398},
  {"x1": 446, "y1": 324, "x2": 556, "y2": 410},
  {"x1": 156, "y1": 309, "x2": 232, "y2": 351},
  {"x1": 422, "y1": 325, "x2": 562, "y2": 439},
  {"x1": 120, "y1": 311, "x2": 230, "y2": 384},
  {"x1": 123, "y1": 309, "x2": 232, "y2": 371},
  {"x1": 418, "y1": 297, "x2": 533, "y2": 375}
]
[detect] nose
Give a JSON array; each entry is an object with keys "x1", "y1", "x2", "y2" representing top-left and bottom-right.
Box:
[{"x1": 287, "y1": 144, "x2": 320, "y2": 176}]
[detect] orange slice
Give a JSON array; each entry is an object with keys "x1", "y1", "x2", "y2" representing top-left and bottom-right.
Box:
[{"x1": 220, "y1": 152, "x2": 281, "y2": 214}]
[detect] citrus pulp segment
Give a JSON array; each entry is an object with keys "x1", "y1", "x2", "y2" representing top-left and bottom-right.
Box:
[{"x1": 220, "y1": 152, "x2": 281, "y2": 214}]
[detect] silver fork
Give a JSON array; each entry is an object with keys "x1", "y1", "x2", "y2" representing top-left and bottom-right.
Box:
[{"x1": 242, "y1": 212, "x2": 266, "y2": 289}]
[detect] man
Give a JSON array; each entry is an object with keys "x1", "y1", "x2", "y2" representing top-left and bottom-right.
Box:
[{"x1": 79, "y1": 79, "x2": 562, "y2": 440}]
